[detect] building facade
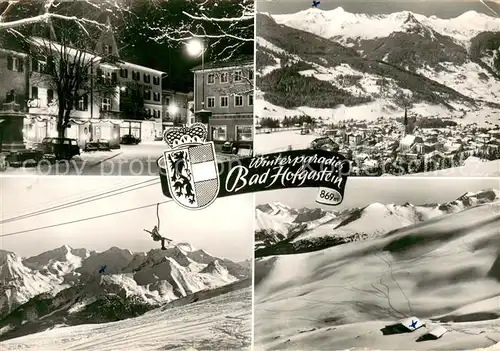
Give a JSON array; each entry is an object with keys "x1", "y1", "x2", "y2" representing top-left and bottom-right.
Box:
[
  {"x1": 0, "y1": 17, "x2": 166, "y2": 150},
  {"x1": 191, "y1": 57, "x2": 253, "y2": 149},
  {"x1": 162, "y1": 90, "x2": 190, "y2": 131}
]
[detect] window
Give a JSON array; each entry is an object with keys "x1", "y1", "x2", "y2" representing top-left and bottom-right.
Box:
[
  {"x1": 120, "y1": 68, "x2": 128, "y2": 78},
  {"x1": 102, "y1": 98, "x2": 111, "y2": 111},
  {"x1": 155, "y1": 110, "x2": 161, "y2": 118},
  {"x1": 212, "y1": 126, "x2": 227, "y2": 141},
  {"x1": 153, "y1": 92, "x2": 160, "y2": 101},
  {"x1": 153, "y1": 76, "x2": 160, "y2": 85},
  {"x1": 220, "y1": 96, "x2": 229, "y2": 108},
  {"x1": 236, "y1": 125, "x2": 252, "y2": 142},
  {"x1": 143, "y1": 73, "x2": 151, "y2": 83},
  {"x1": 248, "y1": 94, "x2": 253, "y2": 106},
  {"x1": 77, "y1": 95, "x2": 88, "y2": 111},
  {"x1": 31, "y1": 86, "x2": 38, "y2": 99},
  {"x1": 111, "y1": 72, "x2": 117, "y2": 83},
  {"x1": 7, "y1": 55, "x2": 23, "y2": 72},
  {"x1": 207, "y1": 73, "x2": 215, "y2": 84},
  {"x1": 144, "y1": 90, "x2": 151, "y2": 100},
  {"x1": 47, "y1": 89, "x2": 54, "y2": 104},
  {"x1": 220, "y1": 72, "x2": 228, "y2": 83},
  {"x1": 248, "y1": 70, "x2": 254, "y2": 81},
  {"x1": 105, "y1": 71, "x2": 111, "y2": 82},
  {"x1": 103, "y1": 44, "x2": 110, "y2": 55},
  {"x1": 207, "y1": 97, "x2": 215, "y2": 108},
  {"x1": 234, "y1": 95, "x2": 243, "y2": 107},
  {"x1": 132, "y1": 71, "x2": 140, "y2": 81},
  {"x1": 234, "y1": 70, "x2": 242, "y2": 82},
  {"x1": 31, "y1": 58, "x2": 38, "y2": 72}
]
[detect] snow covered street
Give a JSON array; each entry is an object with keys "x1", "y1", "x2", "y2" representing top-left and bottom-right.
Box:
[
  {"x1": 0, "y1": 286, "x2": 252, "y2": 351},
  {"x1": 0, "y1": 143, "x2": 242, "y2": 176}
]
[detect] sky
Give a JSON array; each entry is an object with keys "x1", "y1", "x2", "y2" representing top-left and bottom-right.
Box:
[
  {"x1": 257, "y1": 0, "x2": 500, "y2": 17},
  {"x1": 0, "y1": 177, "x2": 253, "y2": 262},
  {"x1": 255, "y1": 177, "x2": 500, "y2": 210}
]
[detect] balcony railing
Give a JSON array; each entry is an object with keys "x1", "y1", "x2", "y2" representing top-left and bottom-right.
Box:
[
  {"x1": 1, "y1": 101, "x2": 22, "y2": 112},
  {"x1": 99, "y1": 109, "x2": 121, "y2": 119}
]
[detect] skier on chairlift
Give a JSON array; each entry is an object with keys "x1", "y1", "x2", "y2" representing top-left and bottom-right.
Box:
[{"x1": 144, "y1": 225, "x2": 172, "y2": 250}]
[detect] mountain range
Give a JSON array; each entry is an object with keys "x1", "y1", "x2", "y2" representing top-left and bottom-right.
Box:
[
  {"x1": 255, "y1": 188, "x2": 500, "y2": 256},
  {"x1": 256, "y1": 8, "x2": 500, "y2": 122},
  {"x1": 0, "y1": 243, "x2": 250, "y2": 341}
]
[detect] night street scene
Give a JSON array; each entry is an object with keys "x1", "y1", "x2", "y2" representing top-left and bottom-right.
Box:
[{"x1": 0, "y1": 0, "x2": 254, "y2": 175}]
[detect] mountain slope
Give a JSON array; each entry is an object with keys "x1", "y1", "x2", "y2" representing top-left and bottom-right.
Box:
[
  {"x1": 256, "y1": 9, "x2": 500, "y2": 121},
  {"x1": 254, "y1": 199, "x2": 500, "y2": 350},
  {"x1": 255, "y1": 189, "x2": 500, "y2": 256},
  {"x1": 0, "y1": 282, "x2": 252, "y2": 351},
  {"x1": 0, "y1": 243, "x2": 250, "y2": 341}
]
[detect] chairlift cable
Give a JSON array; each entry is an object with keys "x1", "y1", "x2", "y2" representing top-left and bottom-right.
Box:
[
  {"x1": 0, "y1": 178, "x2": 160, "y2": 225},
  {"x1": 0, "y1": 200, "x2": 173, "y2": 238}
]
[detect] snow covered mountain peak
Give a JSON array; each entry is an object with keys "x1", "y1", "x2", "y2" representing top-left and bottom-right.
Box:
[{"x1": 272, "y1": 7, "x2": 500, "y2": 45}]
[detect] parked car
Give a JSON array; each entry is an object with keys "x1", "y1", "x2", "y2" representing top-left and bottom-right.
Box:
[
  {"x1": 121, "y1": 134, "x2": 141, "y2": 145},
  {"x1": 40, "y1": 137, "x2": 81, "y2": 160},
  {"x1": 309, "y1": 137, "x2": 339, "y2": 152},
  {"x1": 301, "y1": 128, "x2": 310, "y2": 135},
  {"x1": 5, "y1": 137, "x2": 80, "y2": 166}
]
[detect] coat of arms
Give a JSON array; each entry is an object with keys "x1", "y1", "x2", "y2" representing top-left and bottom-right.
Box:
[{"x1": 163, "y1": 123, "x2": 220, "y2": 210}]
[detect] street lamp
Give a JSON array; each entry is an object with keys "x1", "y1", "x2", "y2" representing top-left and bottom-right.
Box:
[
  {"x1": 168, "y1": 103, "x2": 179, "y2": 115},
  {"x1": 186, "y1": 38, "x2": 205, "y2": 109}
]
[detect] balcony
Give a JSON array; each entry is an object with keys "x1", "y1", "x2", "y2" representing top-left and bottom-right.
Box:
[
  {"x1": 1, "y1": 101, "x2": 22, "y2": 112},
  {"x1": 99, "y1": 109, "x2": 121, "y2": 119}
]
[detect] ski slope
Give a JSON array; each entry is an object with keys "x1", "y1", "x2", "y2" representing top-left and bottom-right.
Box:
[
  {"x1": 0, "y1": 286, "x2": 252, "y2": 351},
  {"x1": 254, "y1": 201, "x2": 500, "y2": 350}
]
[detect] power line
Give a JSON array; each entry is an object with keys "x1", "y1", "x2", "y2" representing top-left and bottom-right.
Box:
[
  {"x1": 0, "y1": 178, "x2": 160, "y2": 225},
  {"x1": 0, "y1": 200, "x2": 173, "y2": 238}
]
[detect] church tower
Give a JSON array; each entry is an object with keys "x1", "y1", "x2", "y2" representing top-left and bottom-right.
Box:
[
  {"x1": 403, "y1": 108, "x2": 408, "y2": 137},
  {"x1": 94, "y1": 16, "x2": 120, "y2": 58}
]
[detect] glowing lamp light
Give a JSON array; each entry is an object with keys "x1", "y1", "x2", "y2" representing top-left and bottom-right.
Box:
[
  {"x1": 186, "y1": 39, "x2": 203, "y2": 57},
  {"x1": 168, "y1": 104, "x2": 179, "y2": 115}
]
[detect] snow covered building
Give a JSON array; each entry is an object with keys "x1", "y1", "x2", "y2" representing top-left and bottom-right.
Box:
[
  {"x1": 191, "y1": 56, "x2": 253, "y2": 150},
  {"x1": 0, "y1": 16, "x2": 166, "y2": 149}
]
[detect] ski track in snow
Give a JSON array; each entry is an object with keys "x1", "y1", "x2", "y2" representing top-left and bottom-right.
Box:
[
  {"x1": 0, "y1": 287, "x2": 252, "y2": 351},
  {"x1": 254, "y1": 201, "x2": 500, "y2": 350}
]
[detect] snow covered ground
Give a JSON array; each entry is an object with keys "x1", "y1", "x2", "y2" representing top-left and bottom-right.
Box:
[
  {"x1": 254, "y1": 201, "x2": 500, "y2": 350},
  {"x1": 254, "y1": 130, "x2": 318, "y2": 154},
  {"x1": 0, "y1": 286, "x2": 252, "y2": 351},
  {"x1": 407, "y1": 158, "x2": 500, "y2": 177},
  {"x1": 0, "y1": 143, "x2": 241, "y2": 176}
]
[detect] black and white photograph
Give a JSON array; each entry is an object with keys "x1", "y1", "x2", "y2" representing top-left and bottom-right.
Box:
[
  {"x1": 254, "y1": 177, "x2": 500, "y2": 350},
  {"x1": 255, "y1": 0, "x2": 500, "y2": 177},
  {"x1": 0, "y1": 0, "x2": 254, "y2": 175},
  {"x1": 0, "y1": 176, "x2": 253, "y2": 350}
]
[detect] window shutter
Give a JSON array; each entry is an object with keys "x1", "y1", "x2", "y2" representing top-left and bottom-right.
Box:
[
  {"x1": 32, "y1": 58, "x2": 38, "y2": 72},
  {"x1": 7, "y1": 56, "x2": 12, "y2": 70},
  {"x1": 112, "y1": 72, "x2": 117, "y2": 83},
  {"x1": 18, "y1": 58, "x2": 24, "y2": 72},
  {"x1": 47, "y1": 89, "x2": 54, "y2": 103},
  {"x1": 83, "y1": 94, "x2": 89, "y2": 110}
]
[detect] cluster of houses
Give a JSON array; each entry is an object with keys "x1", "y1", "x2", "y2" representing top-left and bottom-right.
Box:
[{"x1": 315, "y1": 118, "x2": 500, "y2": 174}]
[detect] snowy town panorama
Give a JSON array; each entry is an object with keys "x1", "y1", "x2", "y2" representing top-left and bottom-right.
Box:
[
  {"x1": 254, "y1": 3, "x2": 500, "y2": 177},
  {"x1": 255, "y1": 109, "x2": 500, "y2": 176},
  {"x1": 0, "y1": 0, "x2": 254, "y2": 175}
]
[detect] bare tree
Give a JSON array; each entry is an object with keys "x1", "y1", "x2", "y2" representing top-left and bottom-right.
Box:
[
  {"x1": 146, "y1": 0, "x2": 254, "y2": 61},
  {"x1": 24, "y1": 22, "x2": 119, "y2": 138},
  {"x1": 0, "y1": 0, "x2": 128, "y2": 32}
]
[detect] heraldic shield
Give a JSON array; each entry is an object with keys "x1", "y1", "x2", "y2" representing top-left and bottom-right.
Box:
[{"x1": 163, "y1": 124, "x2": 220, "y2": 210}]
